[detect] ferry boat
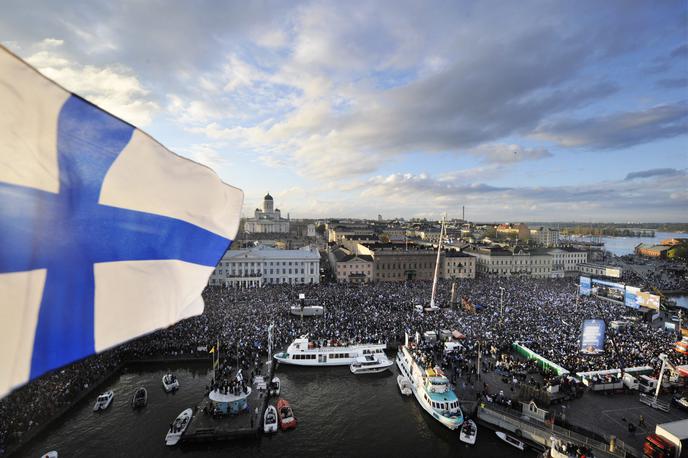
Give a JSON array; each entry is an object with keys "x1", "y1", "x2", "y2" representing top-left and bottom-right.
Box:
[
  {"x1": 165, "y1": 408, "x2": 192, "y2": 446},
  {"x1": 396, "y1": 334, "x2": 464, "y2": 430},
  {"x1": 263, "y1": 405, "x2": 278, "y2": 433},
  {"x1": 93, "y1": 391, "x2": 114, "y2": 411},
  {"x1": 274, "y1": 335, "x2": 387, "y2": 366},
  {"x1": 350, "y1": 353, "x2": 394, "y2": 374},
  {"x1": 162, "y1": 373, "x2": 179, "y2": 392}
]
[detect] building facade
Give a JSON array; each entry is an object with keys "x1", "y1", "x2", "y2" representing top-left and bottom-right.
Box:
[
  {"x1": 329, "y1": 247, "x2": 374, "y2": 283},
  {"x1": 443, "y1": 251, "x2": 476, "y2": 279},
  {"x1": 209, "y1": 245, "x2": 320, "y2": 287},
  {"x1": 531, "y1": 227, "x2": 560, "y2": 247},
  {"x1": 244, "y1": 193, "x2": 290, "y2": 233},
  {"x1": 547, "y1": 248, "x2": 588, "y2": 277},
  {"x1": 467, "y1": 247, "x2": 552, "y2": 277}
]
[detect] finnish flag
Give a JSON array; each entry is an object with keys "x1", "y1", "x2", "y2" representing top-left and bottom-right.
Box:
[{"x1": 0, "y1": 47, "x2": 244, "y2": 397}]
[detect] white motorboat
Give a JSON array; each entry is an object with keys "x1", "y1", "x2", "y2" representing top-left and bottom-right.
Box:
[
  {"x1": 397, "y1": 375, "x2": 412, "y2": 396},
  {"x1": 41, "y1": 451, "x2": 58, "y2": 458},
  {"x1": 162, "y1": 373, "x2": 179, "y2": 392},
  {"x1": 263, "y1": 405, "x2": 278, "y2": 433},
  {"x1": 460, "y1": 419, "x2": 477, "y2": 445},
  {"x1": 496, "y1": 431, "x2": 525, "y2": 451},
  {"x1": 290, "y1": 305, "x2": 324, "y2": 317},
  {"x1": 165, "y1": 408, "x2": 192, "y2": 446},
  {"x1": 269, "y1": 377, "x2": 281, "y2": 396},
  {"x1": 350, "y1": 353, "x2": 394, "y2": 374},
  {"x1": 274, "y1": 335, "x2": 387, "y2": 367},
  {"x1": 93, "y1": 391, "x2": 114, "y2": 411}
]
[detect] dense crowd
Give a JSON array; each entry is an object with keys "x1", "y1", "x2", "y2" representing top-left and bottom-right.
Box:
[{"x1": 1, "y1": 275, "x2": 686, "y2": 454}]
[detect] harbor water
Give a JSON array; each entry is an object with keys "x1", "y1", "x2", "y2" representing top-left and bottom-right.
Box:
[
  {"x1": 19, "y1": 361, "x2": 526, "y2": 458},
  {"x1": 578, "y1": 231, "x2": 688, "y2": 257}
]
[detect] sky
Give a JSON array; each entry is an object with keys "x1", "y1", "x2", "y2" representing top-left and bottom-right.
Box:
[{"x1": 1, "y1": 0, "x2": 687, "y2": 222}]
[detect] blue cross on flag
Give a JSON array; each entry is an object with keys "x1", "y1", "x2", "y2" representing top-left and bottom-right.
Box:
[{"x1": 0, "y1": 47, "x2": 244, "y2": 398}]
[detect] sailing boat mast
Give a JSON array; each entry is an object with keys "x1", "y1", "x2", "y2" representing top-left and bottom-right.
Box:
[{"x1": 430, "y1": 215, "x2": 446, "y2": 308}]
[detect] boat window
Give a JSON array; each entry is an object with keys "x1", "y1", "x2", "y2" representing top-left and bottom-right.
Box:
[{"x1": 310, "y1": 355, "x2": 316, "y2": 359}]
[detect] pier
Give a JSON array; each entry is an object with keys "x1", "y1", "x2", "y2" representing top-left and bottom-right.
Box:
[
  {"x1": 182, "y1": 358, "x2": 276, "y2": 443},
  {"x1": 476, "y1": 402, "x2": 639, "y2": 458}
]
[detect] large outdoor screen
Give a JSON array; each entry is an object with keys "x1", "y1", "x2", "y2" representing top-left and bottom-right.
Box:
[
  {"x1": 625, "y1": 286, "x2": 641, "y2": 309},
  {"x1": 592, "y1": 278, "x2": 625, "y2": 303},
  {"x1": 579, "y1": 276, "x2": 592, "y2": 296},
  {"x1": 580, "y1": 319, "x2": 606, "y2": 355}
]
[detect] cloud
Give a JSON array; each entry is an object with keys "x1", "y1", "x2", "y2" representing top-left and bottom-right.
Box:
[
  {"x1": 625, "y1": 168, "x2": 685, "y2": 180},
  {"x1": 25, "y1": 47, "x2": 158, "y2": 126},
  {"x1": 468, "y1": 144, "x2": 552, "y2": 164},
  {"x1": 656, "y1": 77, "x2": 688, "y2": 89},
  {"x1": 534, "y1": 101, "x2": 688, "y2": 149}
]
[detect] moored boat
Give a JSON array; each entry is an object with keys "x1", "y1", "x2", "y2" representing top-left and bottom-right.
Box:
[
  {"x1": 165, "y1": 408, "x2": 192, "y2": 446},
  {"x1": 350, "y1": 353, "x2": 394, "y2": 374},
  {"x1": 397, "y1": 375, "x2": 412, "y2": 396},
  {"x1": 131, "y1": 387, "x2": 147, "y2": 409},
  {"x1": 496, "y1": 431, "x2": 525, "y2": 451},
  {"x1": 277, "y1": 398, "x2": 297, "y2": 431},
  {"x1": 269, "y1": 377, "x2": 281, "y2": 396},
  {"x1": 460, "y1": 419, "x2": 477, "y2": 445},
  {"x1": 274, "y1": 335, "x2": 386, "y2": 367},
  {"x1": 396, "y1": 333, "x2": 464, "y2": 430},
  {"x1": 263, "y1": 405, "x2": 278, "y2": 433},
  {"x1": 93, "y1": 391, "x2": 114, "y2": 411},
  {"x1": 41, "y1": 451, "x2": 58, "y2": 458},
  {"x1": 162, "y1": 373, "x2": 179, "y2": 392}
]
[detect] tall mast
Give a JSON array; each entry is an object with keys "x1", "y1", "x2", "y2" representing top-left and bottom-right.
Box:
[{"x1": 430, "y1": 215, "x2": 446, "y2": 308}]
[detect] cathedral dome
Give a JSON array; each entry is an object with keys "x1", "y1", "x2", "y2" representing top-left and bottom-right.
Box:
[{"x1": 264, "y1": 193, "x2": 273, "y2": 201}]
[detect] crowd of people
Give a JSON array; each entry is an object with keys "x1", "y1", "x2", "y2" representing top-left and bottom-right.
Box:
[{"x1": 1, "y1": 275, "x2": 686, "y2": 454}]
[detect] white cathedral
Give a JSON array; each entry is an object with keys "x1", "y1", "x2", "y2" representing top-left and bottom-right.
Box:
[{"x1": 244, "y1": 192, "x2": 290, "y2": 234}]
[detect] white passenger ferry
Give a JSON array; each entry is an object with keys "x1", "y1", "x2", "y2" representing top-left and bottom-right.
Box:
[
  {"x1": 396, "y1": 333, "x2": 464, "y2": 430},
  {"x1": 274, "y1": 336, "x2": 387, "y2": 366}
]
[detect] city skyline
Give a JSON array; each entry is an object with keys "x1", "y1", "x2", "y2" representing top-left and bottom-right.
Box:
[{"x1": 1, "y1": 1, "x2": 686, "y2": 221}]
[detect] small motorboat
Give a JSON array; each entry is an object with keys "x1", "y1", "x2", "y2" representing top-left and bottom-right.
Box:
[
  {"x1": 397, "y1": 375, "x2": 412, "y2": 396},
  {"x1": 162, "y1": 373, "x2": 179, "y2": 392},
  {"x1": 165, "y1": 408, "x2": 192, "y2": 446},
  {"x1": 277, "y1": 398, "x2": 297, "y2": 431},
  {"x1": 41, "y1": 452, "x2": 58, "y2": 458},
  {"x1": 460, "y1": 419, "x2": 477, "y2": 445},
  {"x1": 131, "y1": 387, "x2": 147, "y2": 408},
  {"x1": 93, "y1": 391, "x2": 114, "y2": 411},
  {"x1": 263, "y1": 405, "x2": 278, "y2": 433},
  {"x1": 496, "y1": 431, "x2": 525, "y2": 451},
  {"x1": 350, "y1": 353, "x2": 394, "y2": 374},
  {"x1": 269, "y1": 377, "x2": 281, "y2": 396}
]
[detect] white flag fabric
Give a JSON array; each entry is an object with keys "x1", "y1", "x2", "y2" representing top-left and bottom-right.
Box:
[{"x1": 0, "y1": 46, "x2": 244, "y2": 398}]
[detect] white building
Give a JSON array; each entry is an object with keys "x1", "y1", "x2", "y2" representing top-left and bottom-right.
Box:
[
  {"x1": 209, "y1": 245, "x2": 320, "y2": 287},
  {"x1": 467, "y1": 247, "x2": 552, "y2": 278},
  {"x1": 531, "y1": 227, "x2": 560, "y2": 247},
  {"x1": 547, "y1": 248, "x2": 588, "y2": 277},
  {"x1": 328, "y1": 247, "x2": 374, "y2": 283},
  {"x1": 443, "y1": 251, "x2": 476, "y2": 279},
  {"x1": 244, "y1": 193, "x2": 290, "y2": 233}
]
